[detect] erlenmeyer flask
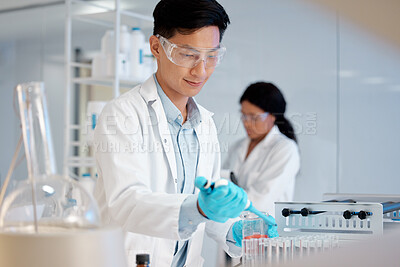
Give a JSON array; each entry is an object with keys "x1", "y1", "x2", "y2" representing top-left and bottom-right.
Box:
[{"x1": 0, "y1": 82, "x2": 100, "y2": 232}]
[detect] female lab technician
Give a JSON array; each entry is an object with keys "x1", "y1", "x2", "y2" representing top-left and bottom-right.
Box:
[
  {"x1": 223, "y1": 82, "x2": 300, "y2": 216},
  {"x1": 93, "y1": 0, "x2": 249, "y2": 266}
]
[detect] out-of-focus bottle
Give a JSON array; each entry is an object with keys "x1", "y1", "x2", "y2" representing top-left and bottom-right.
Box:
[
  {"x1": 142, "y1": 42, "x2": 157, "y2": 79},
  {"x1": 101, "y1": 25, "x2": 131, "y2": 55},
  {"x1": 136, "y1": 253, "x2": 150, "y2": 267},
  {"x1": 99, "y1": 25, "x2": 131, "y2": 78},
  {"x1": 85, "y1": 101, "x2": 107, "y2": 146},
  {"x1": 130, "y1": 27, "x2": 145, "y2": 81},
  {"x1": 80, "y1": 173, "x2": 95, "y2": 195}
]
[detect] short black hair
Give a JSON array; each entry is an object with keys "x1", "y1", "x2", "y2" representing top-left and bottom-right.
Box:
[{"x1": 153, "y1": 0, "x2": 230, "y2": 41}]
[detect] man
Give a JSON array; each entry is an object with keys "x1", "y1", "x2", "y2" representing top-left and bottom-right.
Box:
[{"x1": 94, "y1": 0, "x2": 249, "y2": 266}]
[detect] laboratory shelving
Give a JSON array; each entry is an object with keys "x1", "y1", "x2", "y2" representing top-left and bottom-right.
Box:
[{"x1": 63, "y1": 0, "x2": 153, "y2": 178}]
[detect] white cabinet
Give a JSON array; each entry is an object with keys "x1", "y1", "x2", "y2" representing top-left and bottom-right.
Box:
[{"x1": 63, "y1": 0, "x2": 153, "y2": 178}]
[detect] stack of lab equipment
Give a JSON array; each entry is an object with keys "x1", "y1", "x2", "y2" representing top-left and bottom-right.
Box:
[
  {"x1": 0, "y1": 82, "x2": 127, "y2": 267},
  {"x1": 241, "y1": 210, "x2": 339, "y2": 266},
  {"x1": 242, "y1": 193, "x2": 400, "y2": 266}
]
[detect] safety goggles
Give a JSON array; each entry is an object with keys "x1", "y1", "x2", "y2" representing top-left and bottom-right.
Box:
[
  {"x1": 156, "y1": 34, "x2": 226, "y2": 69},
  {"x1": 240, "y1": 112, "x2": 269, "y2": 122}
]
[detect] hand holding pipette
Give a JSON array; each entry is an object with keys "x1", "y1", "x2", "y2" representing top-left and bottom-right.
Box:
[
  {"x1": 195, "y1": 176, "x2": 248, "y2": 223},
  {"x1": 195, "y1": 176, "x2": 277, "y2": 226}
]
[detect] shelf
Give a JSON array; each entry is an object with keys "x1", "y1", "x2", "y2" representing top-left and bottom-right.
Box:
[
  {"x1": 72, "y1": 10, "x2": 153, "y2": 29},
  {"x1": 72, "y1": 77, "x2": 142, "y2": 89},
  {"x1": 67, "y1": 156, "x2": 96, "y2": 168},
  {"x1": 71, "y1": 62, "x2": 92, "y2": 69},
  {"x1": 64, "y1": 0, "x2": 152, "y2": 176}
]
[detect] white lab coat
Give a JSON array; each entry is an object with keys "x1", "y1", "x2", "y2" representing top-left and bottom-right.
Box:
[
  {"x1": 94, "y1": 76, "x2": 239, "y2": 267},
  {"x1": 223, "y1": 126, "x2": 300, "y2": 217}
]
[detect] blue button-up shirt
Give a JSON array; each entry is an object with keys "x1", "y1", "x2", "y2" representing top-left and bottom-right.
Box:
[{"x1": 154, "y1": 75, "x2": 208, "y2": 267}]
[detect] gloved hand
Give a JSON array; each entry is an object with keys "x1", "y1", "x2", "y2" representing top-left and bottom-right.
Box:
[
  {"x1": 195, "y1": 176, "x2": 248, "y2": 223},
  {"x1": 231, "y1": 216, "x2": 279, "y2": 248},
  {"x1": 232, "y1": 220, "x2": 243, "y2": 247}
]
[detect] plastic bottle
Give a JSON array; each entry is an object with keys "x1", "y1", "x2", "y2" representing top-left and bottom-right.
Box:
[
  {"x1": 136, "y1": 254, "x2": 150, "y2": 267},
  {"x1": 80, "y1": 173, "x2": 95, "y2": 195},
  {"x1": 142, "y1": 42, "x2": 157, "y2": 78},
  {"x1": 101, "y1": 25, "x2": 131, "y2": 55},
  {"x1": 100, "y1": 25, "x2": 131, "y2": 78},
  {"x1": 85, "y1": 101, "x2": 107, "y2": 146},
  {"x1": 130, "y1": 27, "x2": 145, "y2": 81},
  {"x1": 119, "y1": 25, "x2": 131, "y2": 54}
]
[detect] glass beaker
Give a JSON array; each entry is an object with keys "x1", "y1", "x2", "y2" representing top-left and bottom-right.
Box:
[{"x1": 241, "y1": 211, "x2": 269, "y2": 240}]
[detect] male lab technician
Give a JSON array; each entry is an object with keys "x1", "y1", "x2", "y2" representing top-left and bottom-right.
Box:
[{"x1": 93, "y1": 0, "x2": 249, "y2": 266}]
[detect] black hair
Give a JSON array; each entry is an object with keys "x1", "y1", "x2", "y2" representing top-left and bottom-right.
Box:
[
  {"x1": 240, "y1": 82, "x2": 297, "y2": 143},
  {"x1": 153, "y1": 0, "x2": 230, "y2": 41}
]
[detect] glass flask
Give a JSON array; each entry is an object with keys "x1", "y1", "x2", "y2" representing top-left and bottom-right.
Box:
[
  {"x1": 0, "y1": 82, "x2": 100, "y2": 233},
  {"x1": 0, "y1": 175, "x2": 100, "y2": 232}
]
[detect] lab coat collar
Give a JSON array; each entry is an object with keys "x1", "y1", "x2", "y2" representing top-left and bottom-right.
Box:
[
  {"x1": 259, "y1": 125, "x2": 280, "y2": 148},
  {"x1": 242, "y1": 125, "x2": 281, "y2": 158},
  {"x1": 238, "y1": 125, "x2": 281, "y2": 165},
  {"x1": 153, "y1": 74, "x2": 202, "y2": 128},
  {"x1": 139, "y1": 75, "x2": 159, "y2": 104},
  {"x1": 138, "y1": 74, "x2": 213, "y2": 121}
]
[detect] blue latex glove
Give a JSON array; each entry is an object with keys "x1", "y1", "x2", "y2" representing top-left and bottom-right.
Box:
[
  {"x1": 232, "y1": 220, "x2": 243, "y2": 247},
  {"x1": 195, "y1": 176, "x2": 248, "y2": 223},
  {"x1": 232, "y1": 217, "x2": 279, "y2": 248}
]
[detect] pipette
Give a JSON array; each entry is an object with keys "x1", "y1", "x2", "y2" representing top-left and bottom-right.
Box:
[{"x1": 245, "y1": 201, "x2": 277, "y2": 226}]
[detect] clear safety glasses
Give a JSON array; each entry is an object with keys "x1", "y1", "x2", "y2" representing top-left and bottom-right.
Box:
[
  {"x1": 156, "y1": 34, "x2": 226, "y2": 69},
  {"x1": 241, "y1": 112, "x2": 269, "y2": 122}
]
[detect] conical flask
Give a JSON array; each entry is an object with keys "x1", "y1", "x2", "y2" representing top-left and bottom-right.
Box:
[{"x1": 0, "y1": 82, "x2": 100, "y2": 232}]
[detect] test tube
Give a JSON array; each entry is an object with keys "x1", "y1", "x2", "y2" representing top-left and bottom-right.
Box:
[
  {"x1": 258, "y1": 235, "x2": 339, "y2": 264},
  {"x1": 241, "y1": 211, "x2": 270, "y2": 265}
]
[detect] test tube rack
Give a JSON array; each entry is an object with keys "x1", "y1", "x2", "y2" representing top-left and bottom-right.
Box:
[{"x1": 275, "y1": 201, "x2": 383, "y2": 240}]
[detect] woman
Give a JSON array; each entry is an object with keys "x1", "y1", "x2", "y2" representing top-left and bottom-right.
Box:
[{"x1": 223, "y1": 82, "x2": 300, "y2": 216}]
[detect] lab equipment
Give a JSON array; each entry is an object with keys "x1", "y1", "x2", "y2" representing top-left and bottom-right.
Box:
[
  {"x1": 0, "y1": 82, "x2": 100, "y2": 231},
  {"x1": 242, "y1": 234, "x2": 339, "y2": 266},
  {"x1": 195, "y1": 176, "x2": 277, "y2": 227},
  {"x1": 91, "y1": 53, "x2": 107, "y2": 78},
  {"x1": 195, "y1": 176, "x2": 248, "y2": 223},
  {"x1": 96, "y1": 26, "x2": 131, "y2": 78},
  {"x1": 247, "y1": 201, "x2": 277, "y2": 227},
  {"x1": 275, "y1": 201, "x2": 383, "y2": 240},
  {"x1": 85, "y1": 101, "x2": 107, "y2": 146},
  {"x1": 242, "y1": 211, "x2": 269, "y2": 240},
  {"x1": 156, "y1": 34, "x2": 226, "y2": 69},
  {"x1": 232, "y1": 212, "x2": 277, "y2": 248},
  {"x1": 101, "y1": 25, "x2": 131, "y2": 55},
  {"x1": 142, "y1": 42, "x2": 157, "y2": 78},
  {"x1": 130, "y1": 27, "x2": 145, "y2": 80},
  {"x1": 240, "y1": 111, "x2": 269, "y2": 122},
  {"x1": 323, "y1": 193, "x2": 400, "y2": 222},
  {"x1": 240, "y1": 210, "x2": 280, "y2": 264},
  {"x1": 0, "y1": 82, "x2": 127, "y2": 267},
  {"x1": 80, "y1": 173, "x2": 96, "y2": 195}
]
